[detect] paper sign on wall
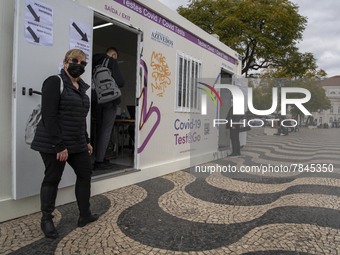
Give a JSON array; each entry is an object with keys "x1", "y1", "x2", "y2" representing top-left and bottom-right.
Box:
[
  {"x1": 25, "y1": 0, "x2": 53, "y2": 46},
  {"x1": 70, "y1": 20, "x2": 91, "y2": 58}
]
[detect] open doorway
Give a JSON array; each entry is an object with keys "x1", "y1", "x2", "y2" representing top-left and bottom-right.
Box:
[{"x1": 91, "y1": 13, "x2": 140, "y2": 176}]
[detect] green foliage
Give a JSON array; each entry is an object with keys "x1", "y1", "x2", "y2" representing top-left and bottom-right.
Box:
[
  {"x1": 178, "y1": 0, "x2": 330, "y2": 116},
  {"x1": 250, "y1": 80, "x2": 274, "y2": 111},
  {"x1": 287, "y1": 79, "x2": 331, "y2": 115},
  {"x1": 250, "y1": 78, "x2": 330, "y2": 116},
  {"x1": 261, "y1": 50, "x2": 327, "y2": 79},
  {"x1": 178, "y1": 0, "x2": 312, "y2": 76}
]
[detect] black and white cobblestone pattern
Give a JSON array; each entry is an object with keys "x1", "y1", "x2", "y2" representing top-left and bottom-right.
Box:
[{"x1": 1, "y1": 128, "x2": 340, "y2": 254}]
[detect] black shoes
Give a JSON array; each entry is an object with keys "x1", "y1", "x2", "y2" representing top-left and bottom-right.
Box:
[
  {"x1": 77, "y1": 214, "x2": 99, "y2": 227},
  {"x1": 228, "y1": 153, "x2": 241, "y2": 157},
  {"x1": 93, "y1": 160, "x2": 112, "y2": 170},
  {"x1": 41, "y1": 213, "x2": 99, "y2": 236},
  {"x1": 41, "y1": 217, "x2": 59, "y2": 239}
]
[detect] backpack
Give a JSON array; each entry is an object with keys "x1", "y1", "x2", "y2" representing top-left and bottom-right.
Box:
[
  {"x1": 92, "y1": 57, "x2": 121, "y2": 104},
  {"x1": 25, "y1": 75, "x2": 64, "y2": 145}
]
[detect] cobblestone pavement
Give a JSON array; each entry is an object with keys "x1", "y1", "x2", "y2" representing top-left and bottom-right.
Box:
[{"x1": 1, "y1": 128, "x2": 340, "y2": 255}]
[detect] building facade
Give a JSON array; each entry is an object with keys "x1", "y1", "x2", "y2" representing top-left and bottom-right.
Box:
[{"x1": 312, "y1": 76, "x2": 340, "y2": 127}]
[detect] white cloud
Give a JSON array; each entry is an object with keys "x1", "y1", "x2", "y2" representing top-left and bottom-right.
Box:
[
  {"x1": 158, "y1": 0, "x2": 189, "y2": 11},
  {"x1": 158, "y1": 0, "x2": 340, "y2": 77},
  {"x1": 291, "y1": 0, "x2": 340, "y2": 76}
]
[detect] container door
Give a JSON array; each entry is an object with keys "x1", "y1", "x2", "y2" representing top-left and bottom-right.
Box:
[{"x1": 12, "y1": 0, "x2": 93, "y2": 199}]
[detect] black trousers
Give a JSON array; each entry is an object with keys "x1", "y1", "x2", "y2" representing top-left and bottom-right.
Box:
[
  {"x1": 94, "y1": 101, "x2": 117, "y2": 162},
  {"x1": 230, "y1": 127, "x2": 240, "y2": 154},
  {"x1": 40, "y1": 151, "x2": 92, "y2": 216}
]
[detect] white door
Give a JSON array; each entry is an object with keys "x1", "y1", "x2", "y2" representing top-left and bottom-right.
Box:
[{"x1": 13, "y1": 0, "x2": 93, "y2": 199}]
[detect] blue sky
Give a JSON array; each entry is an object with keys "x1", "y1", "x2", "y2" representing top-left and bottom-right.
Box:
[{"x1": 158, "y1": 0, "x2": 340, "y2": 77}]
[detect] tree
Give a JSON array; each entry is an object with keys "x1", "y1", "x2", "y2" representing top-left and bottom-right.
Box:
[
  {"x1": 258, "y1": 51, "x2": 329, "y2": 125},
  {"x1": 178, "y1": 0, "x2": 308, "y2": 76},
  {"x1": 178, "y1": 0, "x2": 329, "y2": 124},
  {"x1": 250, "y1": 80, "x2": 275, "y2": 111},
  {"x1": 287, "y1": 79, "x2": 331, "y2": 125},
  {"x1": 250, "y1": 78, "x2": 330, "y2": 126},
  {"x1": 261, "y1": 49, "x2": 327, "y2": 79}
]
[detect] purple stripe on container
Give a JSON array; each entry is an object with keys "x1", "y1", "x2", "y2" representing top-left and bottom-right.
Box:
[{"x1": 114, "y1": 0, "x2": 237, "y2": 65}]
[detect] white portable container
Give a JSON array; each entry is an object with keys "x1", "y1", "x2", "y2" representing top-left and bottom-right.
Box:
[{"x1": 0, "y1": 0, "x2": 242, "y2": 221}]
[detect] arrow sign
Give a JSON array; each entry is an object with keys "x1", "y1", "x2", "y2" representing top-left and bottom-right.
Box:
[
  {"x1": 27, "y1": 4, "x2": 40, "y2": 22},
  {"x1": 27, "y1": 26, "x2": 40, "y2": 43},
  {"x1": 72, "y1": 22, "x2": 88, "y2": 42}
]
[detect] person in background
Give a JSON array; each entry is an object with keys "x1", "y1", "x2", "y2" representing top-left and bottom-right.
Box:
[
  {"x1": 226, "y1": 105, "x2": 243, "y2": 157},
  {"x1": 31, "y1": 49, "x2": 99, "y2": 239},
  {"x1": 92, "y1": 47, "x2": 125, "y2": 169},
  {"x1": 274, "y1": 114, "x2": 289, "y2": 136}
]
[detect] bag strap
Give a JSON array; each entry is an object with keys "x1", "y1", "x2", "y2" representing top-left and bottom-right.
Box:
[
  {"x1": 57, "y1": 74, "x2": 64, "y2": 94},
  {"x1": 102, "y1": 57, "x2": 110, "y2": 68}
]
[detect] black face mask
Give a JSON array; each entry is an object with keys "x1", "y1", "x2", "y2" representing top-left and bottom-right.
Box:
[{"x1": 67, "y1": 63, "x2": 85, "y2": 78}]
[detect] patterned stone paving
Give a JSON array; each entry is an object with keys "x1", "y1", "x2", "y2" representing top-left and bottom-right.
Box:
[{"x1": 0, "y1": 127, "x2": 340, "y2": 254}]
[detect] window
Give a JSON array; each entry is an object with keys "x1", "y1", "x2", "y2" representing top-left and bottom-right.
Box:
[
  {"x1": 330, "y1": 105, "x2": 333, "y2": 113},
  {"x1": 176, "y1": 53, "x2": 201, "y2": 112},
  {"x1": 338, "y1": 106, "x2": 340, "y2": 114}
]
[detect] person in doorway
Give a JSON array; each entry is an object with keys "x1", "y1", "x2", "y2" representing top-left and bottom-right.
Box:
[
  {"x1": 92, "y1": 47, "x2": 125, "y2": 169},
  {"x1": 226, "y1": 105, "x2": 243, "y2": 157},
  {"x1": 31, "y1": 49, "x2": 99, "y2": 239}
]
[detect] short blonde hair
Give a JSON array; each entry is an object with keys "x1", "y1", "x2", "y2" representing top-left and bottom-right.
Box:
[{"x1": 63, "y1": 49, "x2": 86, "y2": 63}]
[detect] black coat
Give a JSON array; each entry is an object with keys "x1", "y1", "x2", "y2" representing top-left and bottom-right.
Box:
[
  {"x1": 226, "y1": 106, "x2": 244, "y2": 130},
  {"x1": 31, "y1": 70, "x2": 90, "y2": 154}
]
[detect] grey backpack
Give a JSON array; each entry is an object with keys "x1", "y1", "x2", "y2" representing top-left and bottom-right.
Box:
[{"x1": 92, "y1": 57, "x2": 121, "y2": 104}]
